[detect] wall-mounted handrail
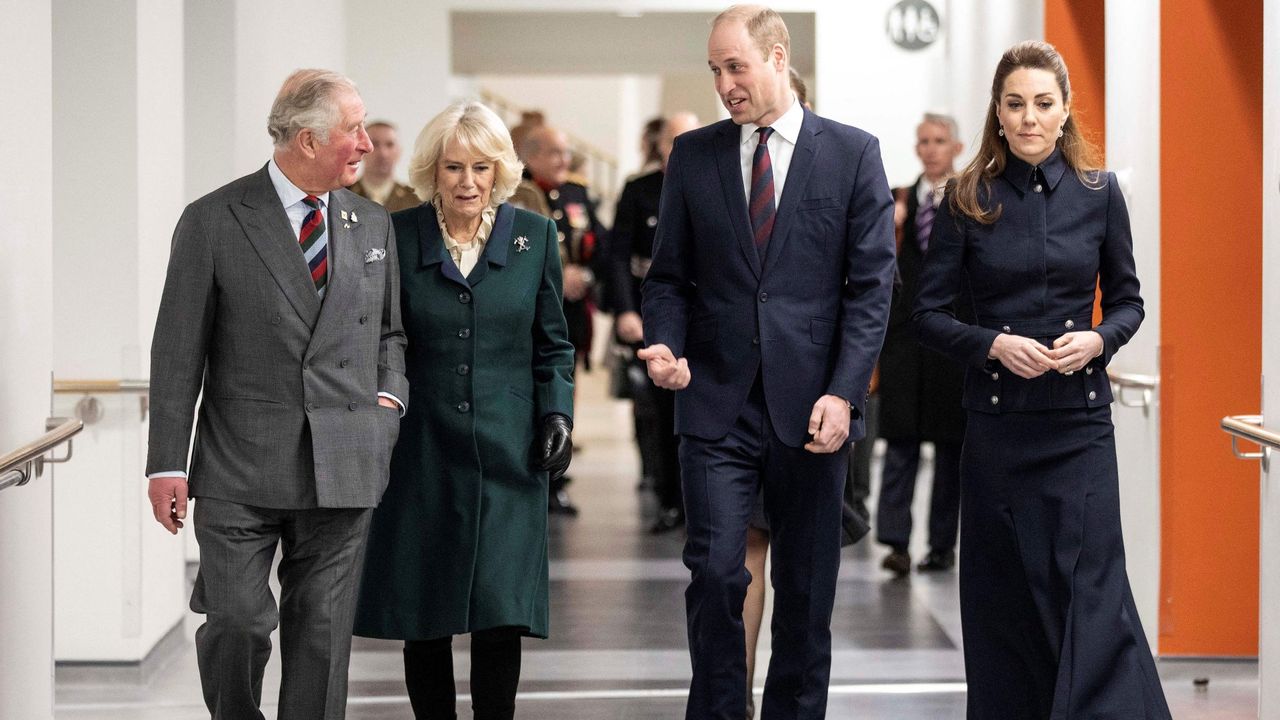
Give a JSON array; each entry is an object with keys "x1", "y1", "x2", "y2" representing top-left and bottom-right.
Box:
[
  {"x1": 52, "y1": 378, "x2": 150, "y2": 423},
  {"x1": 0, "y1": 417, "x2": 83, "y2": 492},
  {"x1": 1108, "y1": 370, "x2": 1158, "y2": 415},
  {"x1": 1221, "y1": 414, "x2": 1279, "y2": 472}
]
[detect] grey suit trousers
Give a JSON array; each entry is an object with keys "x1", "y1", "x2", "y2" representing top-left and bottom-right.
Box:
[{"x1": 191, "y1": 498, "x2": 372, "y2": 720}]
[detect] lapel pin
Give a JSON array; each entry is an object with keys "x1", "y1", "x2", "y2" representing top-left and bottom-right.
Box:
[
  {"x1": 344, "y1": 223, "x2": 351, "y2": 229},
  {"x1": 340, "y1": 210, "x2": 349, "y2": 221},
  {"x1": 514, "y1": 235, "x2": 530, "y2": 252},
  {"x1": 351, "y1": 211, "x2": 359, "y2": 223}
]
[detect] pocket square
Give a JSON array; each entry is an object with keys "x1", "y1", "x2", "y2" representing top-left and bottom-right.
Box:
[{"x1": 364, "y1": 248, "x2": 387, "y2": 264}]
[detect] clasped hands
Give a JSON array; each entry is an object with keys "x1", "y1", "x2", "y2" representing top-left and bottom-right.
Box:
[
  {"x1": 637, "y1": 344, "x2": 849, "y2": 455},
  {"x1": 988, "y1": 330, "x2": 1103, "y2": 379}
]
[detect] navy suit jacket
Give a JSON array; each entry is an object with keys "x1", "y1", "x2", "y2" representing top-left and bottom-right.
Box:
[{"x1": 641, "y1": 109, "x2": 896, "y2": 447}]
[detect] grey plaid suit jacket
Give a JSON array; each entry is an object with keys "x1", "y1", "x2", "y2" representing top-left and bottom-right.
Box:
[{"x1": 147, "y1": 164, "x2": 408, "y2": 509}]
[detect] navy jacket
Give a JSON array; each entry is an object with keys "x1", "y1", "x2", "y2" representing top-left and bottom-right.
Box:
[
  {"x1": 911, "y1": 149, "x2": 1144, "y2": 413},
  {"x1": 641, "y1": 110, "x2": 896, "y2": 446}
]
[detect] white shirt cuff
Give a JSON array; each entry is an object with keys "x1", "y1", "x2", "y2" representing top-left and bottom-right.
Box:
[
  {"x1": 148, "y1": 471, "x2": 187, "y2": 480},
  {"x1": 378, "y1": 392, "x2": 406, "y2": 417}
]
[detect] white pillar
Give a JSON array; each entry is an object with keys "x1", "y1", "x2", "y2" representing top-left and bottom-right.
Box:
[
  {"x1": 50, "y1": 0, "x2": 187, "y2": 662},
  {"x1": 0, "y1": 0, "x2": 55, "y2": 716},
  {"x1": 1259, "y1": 1, "x2": 1279, "y2": 714},
  {"x1": 1105, "y1": 0, "x2": 1163, "y2": 653}
]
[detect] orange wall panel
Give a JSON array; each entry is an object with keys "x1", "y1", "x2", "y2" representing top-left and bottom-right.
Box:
[
  {"x1": 1045, "y1": 0, "x2": 1106, "y2": 159},
  {"x1": 1159, "y1": 0, "x2": 1262, "y2": 656}
]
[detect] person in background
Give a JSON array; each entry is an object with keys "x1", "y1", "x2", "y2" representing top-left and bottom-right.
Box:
[
  {"x1": 146, "y1": 69, "x2": 405, "y2": 719},
  {"x1": 517, "y1": 124, "x2": 609, "y2": 516},
  {"x1": 611, "y1": 111, "x2": 700, "y2": 534},
  {"x1": 637, "y1": 116, "x2": 666, "y2": 176},
  {"x1": 353, "y1": 100, "x2": 575, "y2": 720},
  {"x1": 875, "y1": 112, "x2": 967, "y2": 577},
  {"x1": 913, "y1": 40, "x2": 1171, "y2": 719},
  {"x1": 348, "y1": 120, "x2": 420, "y2": 212}
]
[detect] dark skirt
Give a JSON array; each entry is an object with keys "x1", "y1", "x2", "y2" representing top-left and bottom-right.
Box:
[{"x1": 959, "y1": 405, "x2": 1171, "y2": 720}]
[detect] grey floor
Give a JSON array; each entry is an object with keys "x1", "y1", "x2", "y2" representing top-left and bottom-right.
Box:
[{"x1": 55, "y1": 372, "x2": 1260, "y2": 718}]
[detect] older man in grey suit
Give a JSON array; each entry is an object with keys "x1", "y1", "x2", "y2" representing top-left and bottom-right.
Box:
[{"x1": 146, "y1": 69, "x2": 407, "y2": 719}]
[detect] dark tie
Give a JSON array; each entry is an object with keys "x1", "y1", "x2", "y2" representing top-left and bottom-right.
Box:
[
  {"x1": 299, "y1": 195, "x2": 328, "y2": 297},
  {"x1": 749, "y1": 127, "x2": 776, "y2": 254},
  {"x1": 915, "y1": 188, "x2": 936, "y2": 253}
]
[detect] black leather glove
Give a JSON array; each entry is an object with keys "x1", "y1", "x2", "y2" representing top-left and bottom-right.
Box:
[{"x1": 538, "y1": 413, "x2": 573, "y2": 481}]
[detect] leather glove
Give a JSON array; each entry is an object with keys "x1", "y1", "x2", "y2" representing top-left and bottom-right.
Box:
[{"x1": 538, "y1": 413, "x2": 573, "y2": 481}]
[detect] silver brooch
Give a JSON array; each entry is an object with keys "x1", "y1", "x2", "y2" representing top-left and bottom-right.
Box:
[
  {"x1": 364, "y1": 248, "x2": 386, "y2": 264},
  {"x1": 514, "y1": 235, "x2": 530, "y2": 252}
]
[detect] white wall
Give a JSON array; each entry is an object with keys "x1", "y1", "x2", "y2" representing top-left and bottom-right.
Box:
[
  {"x1": 50, "y1": 0, "x2": 187, "y2": 662},
  {"x1": 1259, "y1": 0, "x2": 1279, "y2": 714},
  {"x1": 0, "y1": 0, "x2": 55, "y2": 715},
  {"x1": 1105, "y1": 0, "x2": 1163, "y2": 653}
]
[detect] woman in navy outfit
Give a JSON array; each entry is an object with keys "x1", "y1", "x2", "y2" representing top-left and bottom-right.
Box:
[{"x1": 912, "y1": 41, "x2": 1172, "y2": 719}]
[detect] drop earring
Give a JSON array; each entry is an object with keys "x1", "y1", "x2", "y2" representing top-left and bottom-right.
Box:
[
  {"x1": 1058, "y1": 127, "x2": 1064, "y2": 138},
  {"x1": 998, "y1": 128, "x2": 1005, "y2": 137}
]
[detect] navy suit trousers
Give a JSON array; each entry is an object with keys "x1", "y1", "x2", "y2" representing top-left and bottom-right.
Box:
[{"x1": 679, "y1": 379, "x2": 848, "y2": 720}]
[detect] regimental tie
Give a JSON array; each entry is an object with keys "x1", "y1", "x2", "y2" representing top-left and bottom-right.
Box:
[
  {"x1": 916, "y1": 186, "x2": 937, "y2": 253},
  {"x1": 299, "y1": 195, "x2": 328, "y2": 298},
  {"x1": 749, "y1": 126, "x2": 776, "y2": 257}
]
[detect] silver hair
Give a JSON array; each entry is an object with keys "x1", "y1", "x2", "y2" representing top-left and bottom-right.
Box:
[
  {"x1": 267, "y1": 69, "x2": 359, "y2": 149},
  {"x1": 408, "y1": 100, "x2": 524, "y2": 207},
  {"x1": 920, "y1": 112, "x2": 960, "y2": 141}
]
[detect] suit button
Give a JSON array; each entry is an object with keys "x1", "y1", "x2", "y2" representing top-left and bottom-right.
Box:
[
  {"x1": 1065, "y1": 319, "x2": 1075, "y2": 329},
  {"x1": 552, "y1": 209, "x2": 564, "y2": 220},
  {"x1": 990, "y1": 396, "x2": 999, "y2": 405},
  {"x1": 271, "y1": 315, "x2": 281, "y2": 325},
  {"x1": 458, "y1": 328, "x2": 471, "y2": 339},
  {"x1": 306, "y1": 402, "x2": 315, "y2": 412},
  {"x1": 549, "y1": 189, "x2": 560, "y2": 201},
  {"x1": 1085, "y1": 367, "x2": 1094, "y2": 375},
  {"x1": 1034, "y1": 184, "x2": 1043, "y2": 193},
  {"x1": 457, "y1": 364, "x2": 470, "y2": 375},
  {"x1": 1088, "y1": 391, "x2": 1097, "y2": 400},
  {"x1": 340, "y1": 358, "x2": 349, "y2": 368},
  {"x1": 752, "y1": 336, "x2": 760, "y2": 345},
  {"x1": 759, "y1": 292, "x2": 769, "y2": 303},
  {"x1": 646, "y1": 215, "x2": 658, "y2": 227},
  {"x1": 348, "y1": 402, "x2": 358, "y2": 411},
  {"x1": 1002, "y1": 325, "x2": 1011, "y2": 333},
  {"x1": 557, "y1": 231, "x2": 566, "y2": 242},
  {"x1": 991, "y1": 372, "x2": 999, "y2": 381},
  {"x1": 359, "y1": 315, "x2": 369, "y2": 324},
  {"x1": 459, "y1": 292, "x2": 471, "y2": 304},
  {"x1": 303, "y1": 362, "x2": 311, "y2": 371},
  {"x1": 456, "y1": 401, "x2": 470, "y2": 413}
]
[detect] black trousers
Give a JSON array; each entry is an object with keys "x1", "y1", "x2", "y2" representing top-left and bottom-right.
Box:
[
  {"x1": 680, "y1": 380, "x2": 847, "y2": 720},
  {"x1": 875, "y1": 438, "x2": 961, "y2": 553},
  {"x1": 403, "y1": 627, "x2": 523, "y2": 720},
  {"x1": 845, "y1": 394, "x2": 878, "y2": 522},
  {"x1": 632, "y1": 358, "x2": 682, "y2": 511}
]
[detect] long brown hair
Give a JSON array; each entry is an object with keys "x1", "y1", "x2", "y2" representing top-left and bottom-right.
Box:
[{"x1": 951, "y1": 40, "x2": 1103, "y2": 224}]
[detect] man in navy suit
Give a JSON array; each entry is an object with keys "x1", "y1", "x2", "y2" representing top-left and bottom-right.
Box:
[{"x1": 639, "y1": 6, "x2": 895, "y2": 718}]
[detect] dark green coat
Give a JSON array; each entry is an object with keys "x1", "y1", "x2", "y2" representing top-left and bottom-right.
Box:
[{"x1": 353, "y1": 203, "x2": 574, "y2": 640}]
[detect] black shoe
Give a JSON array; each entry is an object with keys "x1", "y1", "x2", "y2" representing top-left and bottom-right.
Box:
[
  {"x1": 917, "y1": 549, "x2": 956, "y2": 572},
  {"x1": 549, "y1": 487, "x2": 578, "y2": 516},
  {"x1": 881, "y1": 549, "x2": 911, "y2": 577},
  {"x1": 648, "y1": 507, "x2": 684, "y2": 534}
]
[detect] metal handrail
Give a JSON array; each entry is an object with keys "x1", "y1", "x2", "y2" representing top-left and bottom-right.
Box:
[
  {"x1": 1221, "y1": 415, "x2": 1279, "y2": 472},
  {"x1": 0, "y1": 417, "x2": 83, "y2": 492},
  {"x1": 1108, "y1": 370, "x2": 1158, "y2": 415}
]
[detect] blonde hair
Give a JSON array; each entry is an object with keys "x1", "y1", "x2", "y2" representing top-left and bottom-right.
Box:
[
  {"x1": 713, "y1": 5, "x2": 790, "y2": 61},
  {"x1": 951, "y1": 40, "x2": 1103, "y2": 224},
  {"x1": 267, "y1": 69, "x2": 358, "y2": 149},
  {"x1": 407, "y1": 101, "x2": 524, "y2": 208}
]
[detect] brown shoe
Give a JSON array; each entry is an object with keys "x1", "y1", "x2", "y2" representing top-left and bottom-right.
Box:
[{"x1": 881, "y1": 549, "x2": 911, "y2": 577}]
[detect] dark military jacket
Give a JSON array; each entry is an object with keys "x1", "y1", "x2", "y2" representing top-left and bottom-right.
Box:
[
  {"x1": 348, "y1": 178, "x2": 421, "y2": 213},
  {"x1": 608, "y1": 169, "x2": 662, "y2": 316}
]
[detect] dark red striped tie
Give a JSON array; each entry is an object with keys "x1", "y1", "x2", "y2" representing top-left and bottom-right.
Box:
[
  {"x1": 749, "y1": 126, "x2": 776, "y2": 255},
  {"x1": 299, "y1": 195, "x2": 327, "y2": 297}
]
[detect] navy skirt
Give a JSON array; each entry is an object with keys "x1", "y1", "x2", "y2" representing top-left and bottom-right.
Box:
[{"x1": 959, "y1": 405, "x2": 1171, "y2": 719}]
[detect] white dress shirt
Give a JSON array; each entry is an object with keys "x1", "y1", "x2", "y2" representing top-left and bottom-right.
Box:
[
  {"x1": 738, "y1": 94, "x2": 804, "y2": 207},
  {"x1": 916, "y1": 177, "x2": 946, "y2": 208}
]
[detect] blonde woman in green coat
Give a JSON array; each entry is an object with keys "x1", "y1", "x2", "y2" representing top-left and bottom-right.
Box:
[{"x1": 353, "y1": 100, "x2": 575, "y2": 720}]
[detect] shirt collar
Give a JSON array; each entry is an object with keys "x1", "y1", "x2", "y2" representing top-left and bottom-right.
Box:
[
  {"x1": 740, "y1": 93, "x2": 803, "y2": 147},
  {"x1": 268, "y1": 157, "x2": 330, "y2": 209},
  {"x1": 1001, "y1": 147, "x2": 1067, "y2": 192}
]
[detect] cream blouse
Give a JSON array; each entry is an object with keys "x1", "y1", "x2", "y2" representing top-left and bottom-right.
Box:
[{"x1": 432, "y1": 197, "x2": 496, "y2": 277}]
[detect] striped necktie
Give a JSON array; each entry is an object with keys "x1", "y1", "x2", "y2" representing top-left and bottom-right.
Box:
[
  {"x1": 299, "y1": 195, "x2": 328, "y2": 297},
  {"x1": 916, "y1": 187, "x2": 937, "y2": 253},
  {"x1": 749, "y1": 127, "x2": 776, "y2": 255}
]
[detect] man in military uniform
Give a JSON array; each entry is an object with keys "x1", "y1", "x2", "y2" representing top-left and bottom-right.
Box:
[
  {"x1": 347, "y1": 120, "x2": 419, "y2": 212},
  {"x1": 610, "y1": 112, "x2": 699, "y2": 533},
  {"x1": 517, "y1": 125, "x2": 608, "y2": 516}
]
